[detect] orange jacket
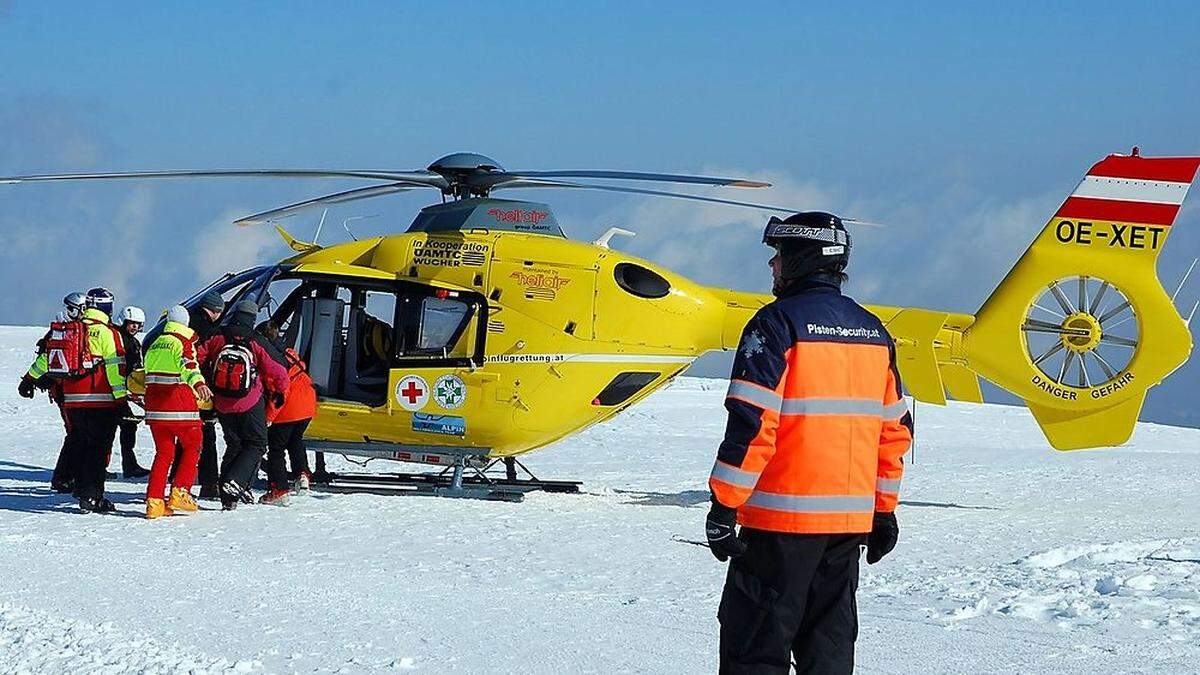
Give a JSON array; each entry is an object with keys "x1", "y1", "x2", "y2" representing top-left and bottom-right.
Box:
[
  {"x1": 267, "y1": 348, "x2": 317, "y2": 424},
  {"x1": 709, "y1": 276, "x2": 912, "y2": 534}
]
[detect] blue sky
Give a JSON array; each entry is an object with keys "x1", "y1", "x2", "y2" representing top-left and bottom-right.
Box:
[{"x1": 1, "y1": 2, "x2": 1198, "y2": 426}]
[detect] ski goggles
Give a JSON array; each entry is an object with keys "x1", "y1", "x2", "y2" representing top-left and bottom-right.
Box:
[{"x1": 763, "y1": 217, "x2": 852, "y2": 247}]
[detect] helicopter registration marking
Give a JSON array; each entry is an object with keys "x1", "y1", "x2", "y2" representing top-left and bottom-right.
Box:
[
  {"x1": 395, "y1": 375, "x2": 430, "y2": 411},
  {"x1": 484, "y1": 353, "x2": 694, "y2": 365}
]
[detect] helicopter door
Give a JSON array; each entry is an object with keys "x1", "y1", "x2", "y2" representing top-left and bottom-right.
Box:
[
  {"x1": 382, "y1": 287, "x2": 489, "y2": 445},
  {"x1": 297, "y1": 295, "x2": 345, "y2": 394}
]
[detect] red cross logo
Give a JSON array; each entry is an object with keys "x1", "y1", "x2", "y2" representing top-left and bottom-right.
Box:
[
  {"x1": 395, "y1": 375, "x2": 429, "y2": 411},
  {"x1": 400, "y1": 381, "x2": 424, "y2": 404}
]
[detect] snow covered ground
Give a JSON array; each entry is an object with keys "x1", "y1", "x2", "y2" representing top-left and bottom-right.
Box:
[{"x1": 1, "y1": 325, "x2": 1198, "y2": 674}]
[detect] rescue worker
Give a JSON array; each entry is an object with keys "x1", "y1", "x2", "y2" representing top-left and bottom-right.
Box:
[
  {"x1": 18, "y1": 292, "x2": 87, "y2": 493},
  {"x1": 113, "y1": 305, "x2": 150, "y2": 478},
  {"x1": 174, "y1": 290, "x2": 225, "y2": 498},
  {"x1": 142, "y1": 305, "x2": 213, "y2": 519},
  {"x1": 61, "y1": 287, "x2": 129, "y2": 513},
  {"x1": 258, "y1": 320, "x2": 318, "y2": 505},
  {"x1": 197, "y1": 300, "x2": 289, "y2": 510},
  {"x1": 705, "y1": 213, "x2": 912, "y2": 674}
]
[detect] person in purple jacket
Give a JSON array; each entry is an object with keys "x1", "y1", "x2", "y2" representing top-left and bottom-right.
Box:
[{"x1": 197, "y1": 300, "x2": 290, "y2": 510}]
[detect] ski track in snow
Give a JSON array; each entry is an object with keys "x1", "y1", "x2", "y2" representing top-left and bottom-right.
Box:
[{"x1": 1, "y1": 326, "x2": 1198, "y2": 673}]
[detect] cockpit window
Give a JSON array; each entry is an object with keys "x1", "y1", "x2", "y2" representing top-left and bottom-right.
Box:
[{"x1": 418, "y1": 297, "x2": 471, "y2": 350}]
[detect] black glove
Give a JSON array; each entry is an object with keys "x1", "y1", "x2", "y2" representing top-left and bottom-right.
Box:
[
  {"x1": 706, "y1": 500, "x2": 747, "y2": 562},
  {"x1": 271, "y1": 391, "x2": 286, "y2": 408},
  {"x1": 18, "y1": 376, "x2": 36, "y2": 399},
  {"x1": 866, "y1": 511, "x2": 898, "y2": 564}
]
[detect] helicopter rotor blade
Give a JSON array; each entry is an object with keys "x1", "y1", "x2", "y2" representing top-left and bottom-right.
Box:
[
  {"x1": 232, "y1": 182, "x2": 427, "y2": 226},
  {"x1": 501, "y1": 170, "x2": 770, "y2": 188},
  {"x1": 0, "y1": 169, "x2": 449, "y2": 188},
  {"x1": 493, "y1": 178, "x2": 802, "y2": 214}
]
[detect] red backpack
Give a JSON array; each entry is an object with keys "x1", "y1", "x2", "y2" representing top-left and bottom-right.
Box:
[
  {"x1": 211, "y1": 339, "x2": 258, "y2": 398},
  {"x1": 43, "y1": 320, "x2": 96, "y2": 379}
]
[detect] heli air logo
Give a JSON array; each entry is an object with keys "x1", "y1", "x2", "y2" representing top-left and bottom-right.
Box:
[
  {"x1": 509, "y1": 270, "x2": 571, "y2": 291},
  {"x1": 433, "y1": 374, "x2": 466, "y2": 410},
  {"x1": 487, "y1": 208, "x2": 550, "y2": 225},
  {"x1": 741, "y1": 330, "x2": 765, "y2": 359},
  {"x1": 395, "y1": 375, "x2": 430, "y2": 412}
]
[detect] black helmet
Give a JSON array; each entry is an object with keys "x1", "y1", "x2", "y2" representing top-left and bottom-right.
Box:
[
  {"x1": 762, "y1": 211, "x2": 851, "y2": 282},
  {"x1": 84, "y1": 287, "x2": 115, "y2": 316}
]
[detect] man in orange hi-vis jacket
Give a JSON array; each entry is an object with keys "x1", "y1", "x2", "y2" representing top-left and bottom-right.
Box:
[{"x1": 706, "y1": 212, "x2": 913, "y2": 674}]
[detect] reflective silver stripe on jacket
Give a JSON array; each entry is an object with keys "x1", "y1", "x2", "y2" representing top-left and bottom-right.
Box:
[
  {"x1": 62, "y1": 393, "x2": 114, "y2": 402},
  {"x1": 726, "y1": 380, "x2": 783, "y2": 412},
  {"x1": 103, "y1": 356, "x2": 123, "y2": 366},
  {"x1": 780, "y1": 398, "x2": 884, "y2": 416},
  {"x1": 145, "y1": 374, "x2": 182, "y2": 385},
  {"x1": 710, "y1": 460, "x2": 761, "y2": 489},
  {"x1": 144, "y1": 411, "x2": 200, "y2": 421},
  {"x1": 745, "y1": 492, "x2": 875, "y2": 513},
  {"x1": 882, "y1": 399, "x2": 909, "y2": 421},
  {"x1": 876, "y1": 477, "x2": 902, "y2": 494}
]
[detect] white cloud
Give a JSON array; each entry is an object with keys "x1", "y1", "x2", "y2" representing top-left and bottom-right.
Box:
[
  {"x1": 95, "y1": 186, "x2": 155, "y2": 303},
  {"x1": 192, "y1": 209, "x2": 284, "y2": 282}
]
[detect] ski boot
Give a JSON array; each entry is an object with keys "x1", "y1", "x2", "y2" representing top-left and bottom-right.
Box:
[
  {"x1": 167, "y1": 487, "x2": 199, "y2": 514},
  {"x1": 51, "y1": 478, "x2": 75, "y2": 494},
  {"x1": 259, "y1": 485, "x2": 291, "y2": 507},
  {"x1": 220, "y1": 480, "x2": 248, "y2": 511},
  {"x1": 145, "y1": 498, "x2": 173, "y2": 519},
  {"x1": 79, "y1": 496, "x2": 116, "y2": 514},
  {"x1": 292, "y1": 470, "x2": 312, "y2": 494},
  {"x1": 198, "y1": 483, "x2": 221, "y2": 501}
]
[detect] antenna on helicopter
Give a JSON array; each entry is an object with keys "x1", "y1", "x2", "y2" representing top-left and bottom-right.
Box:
[
  {"x1": 313, "y1": 208, "x2": 328, "y2": 246},
  {"x1": 342, "y1": 214, "x2": 377, "y2": 241},
  {"x1": 592, "y1": 227, "x2": 636, "y2": 249}
]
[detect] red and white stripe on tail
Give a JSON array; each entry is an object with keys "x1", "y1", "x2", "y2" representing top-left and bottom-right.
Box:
[{"x1": 1055, "y1": 153, "x2": 1200, "y2": 227}]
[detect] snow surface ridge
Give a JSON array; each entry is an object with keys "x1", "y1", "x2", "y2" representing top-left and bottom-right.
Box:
[{"x1": 0, "y1": 603, "x2": 260, "y2": 674}]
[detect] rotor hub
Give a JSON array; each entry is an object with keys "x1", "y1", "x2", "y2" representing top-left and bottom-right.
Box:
[{"x1": 1060, "y1": 312, "x2": 1102, "y2": 353}]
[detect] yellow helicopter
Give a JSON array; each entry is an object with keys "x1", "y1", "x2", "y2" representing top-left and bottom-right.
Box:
[{"x1": 4, "y1": 151, "x2": 1198, "y2": 499}]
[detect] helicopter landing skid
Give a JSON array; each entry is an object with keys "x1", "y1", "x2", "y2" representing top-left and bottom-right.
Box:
[{"x1": 312, "y1": 456, "x2": 581, "y2": 503}]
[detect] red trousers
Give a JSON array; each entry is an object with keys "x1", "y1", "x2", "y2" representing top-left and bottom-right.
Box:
[{"x1": 148, "y1": 422, "x2": 202, "y2": 499}]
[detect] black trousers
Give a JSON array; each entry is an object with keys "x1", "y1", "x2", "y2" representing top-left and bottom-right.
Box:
[
  {"x1": 718, "y1": 529, "x2": 866, "y2": 675},
  {"x1": 266, "y1": 418, "x2": 311, "y2": 489},
  {"x1": 52, "y1": 408, "x2": 75, "y2": 487},
  {"x1": 172, "y1": 417, "x2": 218, "y2": 487},
  {"x1": 65, "y1": 407, "x2": 119, "y2": 500},
  {"x1": 117, "y1": 419, "x2": 141, "y2": 471},
  {"x1": 217, "y1": 398, "x2": 269, "y2": 490}
]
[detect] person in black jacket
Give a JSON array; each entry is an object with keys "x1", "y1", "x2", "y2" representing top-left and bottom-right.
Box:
[{"x1": 114, "y1": 306, "x2": 149, "y2": 478}]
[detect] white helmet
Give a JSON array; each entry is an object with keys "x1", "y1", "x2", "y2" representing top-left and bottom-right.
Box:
[{"x1": 120, "y1": 306, "x2": 146, "y2": 324}]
